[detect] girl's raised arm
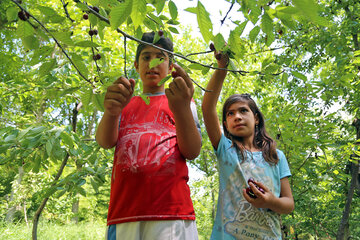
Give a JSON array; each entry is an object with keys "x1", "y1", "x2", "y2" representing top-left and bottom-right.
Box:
[{"x1": 202, "y1": 52, "x2": 228, "y2": 150}]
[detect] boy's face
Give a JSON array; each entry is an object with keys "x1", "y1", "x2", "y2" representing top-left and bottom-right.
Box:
[{"x1": 134, "y1": 45, "x2": 173, "y2": 93}]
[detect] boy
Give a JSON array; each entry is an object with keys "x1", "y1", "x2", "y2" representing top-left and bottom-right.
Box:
[{"x1": 96, "y1": 32, "x2": 202, "y2": 240}]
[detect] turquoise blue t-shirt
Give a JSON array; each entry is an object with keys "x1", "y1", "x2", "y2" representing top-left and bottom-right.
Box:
[{"x1": 210, "y1": 134, "x2": 291, "y2": 240}]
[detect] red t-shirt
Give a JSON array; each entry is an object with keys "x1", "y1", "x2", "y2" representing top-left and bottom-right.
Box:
[{"x1": 107, "y1": 94, "x2": 196, "y2": 225}]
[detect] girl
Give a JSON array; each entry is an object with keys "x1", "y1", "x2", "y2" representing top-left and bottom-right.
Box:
[{"x1": 202, "y1": 51, "x2": 294, "y2": 240}]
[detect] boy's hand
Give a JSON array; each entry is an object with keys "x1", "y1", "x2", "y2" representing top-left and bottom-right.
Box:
[
  {"x1": 165, "y1": 63, "x2": 194, "y2": 112},
  {"x1": 104, "y1": 77, "x2": 135, "y2": 117},
  {"x1": 242, "y1": 180, "x2": 276, "y2": 209}
]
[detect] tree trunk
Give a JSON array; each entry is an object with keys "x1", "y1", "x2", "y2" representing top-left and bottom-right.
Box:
[
  {"x1": 70, "y1": 102, "x2": 82, "y2": 224},
  {"x1": 32, "y1": 103, "x2": 81, "y2": 239},
  {"x1": 336, "y1": 118, "x2": 360, "y2": 240}
]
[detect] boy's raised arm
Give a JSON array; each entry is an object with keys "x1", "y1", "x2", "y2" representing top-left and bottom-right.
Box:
[
  {"x1": 165, "y1": 64, "x2": 201, "y2": 160},
  {"x1": 96, "y1": 77, "x2": 135, "y2": 149},
  {"x1": 202, "y1": 52, "x2": 228, "y2": 150}
]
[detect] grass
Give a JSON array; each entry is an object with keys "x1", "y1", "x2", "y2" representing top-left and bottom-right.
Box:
[{"x1": 0, "y1": 220, "x2": 107, "y2": 240}]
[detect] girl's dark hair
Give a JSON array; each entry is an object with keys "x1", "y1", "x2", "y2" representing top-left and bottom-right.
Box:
[
  {"x1": 222, "y1": 94, "x2": 279, "y2": 164},
  {"x1": 135, "y1": 32, "x2": 173, "y2": 64}
]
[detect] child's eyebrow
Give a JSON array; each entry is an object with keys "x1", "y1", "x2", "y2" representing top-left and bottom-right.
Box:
[{"x1": 140, "y1": 50, "x2": 167, "y2": 57}]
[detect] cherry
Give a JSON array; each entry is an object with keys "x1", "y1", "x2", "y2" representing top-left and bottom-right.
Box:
[
  {"x1": 89, "y1": 30, "x2": 94, "y2": 36},
  {"x1": 93, "y1": 54, "x2": 101, "y2": 61},
  {"x1": 93, "y1": 29, "x2": 98, "y2": 35},
  {"x1": 215, "y1": 53, "x2": 222, "y2": 60},
  {"x1": 210, "y1": 42, "x2": 215, "y2": 51},
  {"x1": 171, "y1": 71, "x2": 179, "y2": 78},
  {"x1": 92, "y1": 6, "x2": 99, "y2": 13},
  {"x1": 158, "y1": 30, "x2": 164, "y2": 36},
  {"x1": 83, "y1": 13, "x2": 89, "y2": 20},
  {"x1": 246, "y1": 178, "x2": 265, "y2": 199},
  {"x1": 18, "y1": 11, "x2": 29, "y2": 21},
  {"x1": 246, "y1": 187, "x2": 257, "y2": 199}
]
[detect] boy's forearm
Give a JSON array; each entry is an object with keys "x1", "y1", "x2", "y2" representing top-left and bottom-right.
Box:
[
  {"x1": 95, "y1": 111, "x2": 120, "y2": 149},
  {"x1": 172, "y1": 107, "x2": 201, "y2": 160}
]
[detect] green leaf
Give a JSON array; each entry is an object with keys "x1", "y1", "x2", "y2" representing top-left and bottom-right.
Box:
[
  {"x1": 75, "y1": 41, "x2": 100, "y2": 48},
  {"x1": 76, "y1": 2, "x2": 89, "y2": 11},
  {"x1": 184, "y1": 7, "x2": 197, "y2": 14},
  {"x1": 39, "y1": 58, "x2": 57, "y2": 76},
  {"x1": 140, "y1": 94, "x2": 150, "y2": 105},
  {"x1": 168, "y1": 27, "x2": 179, "y2": 34},
  {"x1": 261, "y1": 12, "x2": 273, "y2": 36},
  {"x1": 16, "y1": 21, "x2": 34, "y2": 38},
  {"x1": 89, "y1": 13, "x2": 98, "y2": 26},
  {"x1": 213, "y1": 33, "x2": 226, "y2": 51},
  {"x1": 33, "y1": 154, "x2": 41, "y2": 173},
  {"x1": 188, "y1": 63, "x2": 207, "y2": 71},
  {"x1": 76, "y1": 186, "x2": 87, "y2": 197},
  {"x1": 131, "y1": 0, "x2": 146, "y2": 28},
  {"x1": 6, "y1": 6, "x2": 18, "y2": 22},
  {"x1": 52, "y1": 32, "x2": 74, "y2": 46},
  {"x1": 157, "y1": 75, "x2": 172, "y2": 86},
  {"x1": 168, "y1": 1, "x2": 178, "y2": 20},
  {"x1": 109, "y1": 0, "x2": 133, "y2": 30},
  {"x1": 22, "y1": 35, "x2": 39, "y2": 50},
  {"x1": 38, "y1": 5, "x2": 57, "y2": 16},
  {"x1": 196, "y1": 1, "x2": 213, "y2": 43},
  {"x1": 149, "y1": 58, "x2": 164, "y2": 69},
  {"x1": 81, "y1": 88, "x2": 93, "y2": 106},
  {"x1": 249, "y1": 26, "x2": 260, "y2": 42},
  {"x1": 46, "y1": 138, "x2": 54, "y2": 157},
  {"x1": 93, "y1": 93, "x2": 105, "y2": 112},
  {"x1": 152, "y1": 0, "x2": 166, "y2": 14},
  {"x1": 70, "y1": 53, "x2": 89, "y2": 79},
  {"x1": 265, "y1": 31, "x2": 275, "y2": 46},
  {"x1": 60, "y1": 132, "x2": 73, "y2": 148},
  {"x1": 291, "y1": 71, "x2": 307, "y2": 81}
]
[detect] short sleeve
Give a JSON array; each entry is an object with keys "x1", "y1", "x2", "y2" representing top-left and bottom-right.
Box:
[{"x1": 277, "y1": 150, "x2": 291, "y2": 179}]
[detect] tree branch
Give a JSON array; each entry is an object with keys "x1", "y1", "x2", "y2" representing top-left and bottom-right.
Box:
[
  {"x1": 11, "y1": 0, "x2": 92, "y2": 85},
  {"x1": 60, "y1": 0, "x2": 74, "y2": 22}
]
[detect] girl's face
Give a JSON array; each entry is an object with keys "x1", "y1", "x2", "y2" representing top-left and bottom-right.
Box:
[{"x1": 224, "y1": 101, "x2": 259, "y2": 141}]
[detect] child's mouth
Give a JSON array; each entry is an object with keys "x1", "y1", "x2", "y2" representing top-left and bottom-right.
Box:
[{"x1": 147, "y1": 71, "x2": 159, "y2": 76}]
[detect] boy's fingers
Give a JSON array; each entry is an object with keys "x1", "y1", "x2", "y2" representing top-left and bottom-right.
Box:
[
  {"x1": 173, "y1": 63, "x2": 193, "y2": 88},
  {"x1": 113, "y1": 76, "x2": 133, "y2": 91}
]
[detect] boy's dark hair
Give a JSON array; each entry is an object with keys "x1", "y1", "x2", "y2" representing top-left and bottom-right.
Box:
[
  {"x1": 135, "y1": 32, "x2": 174, "y2": 64},
  {"x1": 222, "y1": 94, "x2": 279, "y2": 164}
]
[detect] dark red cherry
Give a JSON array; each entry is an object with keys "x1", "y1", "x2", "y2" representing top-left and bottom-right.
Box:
[
  {"x1": 171, "y1": 71, "x2": 179, "y2": 78},
  {"x1": 246, "y1": 187, "x2": 257, "y2": 199},
  {"x1": 210, "y1": 42, "x2": 215, "y2": 51}
]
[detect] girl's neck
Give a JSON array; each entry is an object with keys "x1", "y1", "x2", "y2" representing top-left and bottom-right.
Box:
[{"x1": 234, "y1": 138, "x2": 259, "y2": 152}]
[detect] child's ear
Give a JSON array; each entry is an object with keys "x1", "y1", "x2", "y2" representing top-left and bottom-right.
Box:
[
  {"x1": 134, "y1": 61, "x2": 139, "y2": 72},
  {"x1": 255, "y1": 114, "x2": 260, "y2": 125}
]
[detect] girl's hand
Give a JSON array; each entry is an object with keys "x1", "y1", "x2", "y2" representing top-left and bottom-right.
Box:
[
  {"x1": 214, "y1": 50, "x2": 229, "y2": 69},
  {"x1": 242, "y1": 180, "x2": 276, "y2": 209},
  {"x1": 104, "y1": 77, "x2": 135, "y2": 117}
]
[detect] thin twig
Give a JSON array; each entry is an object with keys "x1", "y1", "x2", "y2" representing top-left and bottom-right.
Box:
[
  {"x1": 220, "y1": 2, "x2": 235, "y2": 25},
  {"x1": 11, "y1": 0, "x2": 92, "y2": 85},
  {"x1": 124, "y1": 36, "x2": 127, "y2": 79},
  {"x1": 84, "y1": 6, "x2": 249, "y2": 88},
  {"x1": 60, "y1": 0, "x2": 74, "y2": 22}
]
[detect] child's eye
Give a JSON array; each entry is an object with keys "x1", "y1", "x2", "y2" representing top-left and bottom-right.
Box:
[
  {"x1": 227, "y1": 111, "x2": 234, "y2": 116},
  {"x1": 142, "y1": 55, "x2": 151, "y2": 61}
]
